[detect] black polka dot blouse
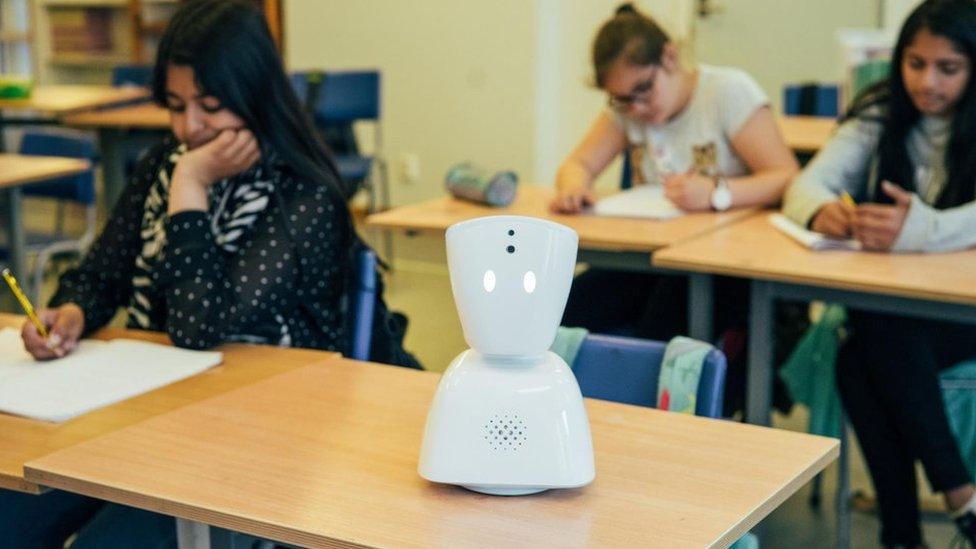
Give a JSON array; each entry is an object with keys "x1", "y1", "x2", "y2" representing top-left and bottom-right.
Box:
[{"x1": 49, "y1": 138, "x2": 350, "y2": 351}]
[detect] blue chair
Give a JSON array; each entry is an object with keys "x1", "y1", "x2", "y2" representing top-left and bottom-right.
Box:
[
  {"x1": 289, "y1": 71, "x2": 311, "y2": 105},
  {"x1": 783, "y1": 83, "x2": 840, "y2": 117},
  {"x1": 349, "y1": 247, "x2": 378, "y2": 361},
  {"x1": 111, "y1": 64, "x2": 153, "y2": 88},
  {"x1": 12, "y1": 131, "x2": 98, "y2": 302},
  {"x1": 303, "y1": 70, "x2": 392, "y2": 262},
  {"x1": 572, "y1": 333, "x2": 758, "y2": 547},
  {"x1": 620, "y1": 148, "x2": 634, "y2": 189},
  {"x1": 573, "y1": 333, "x2": 727, "y2": 418},
  {"x1": 311, "y1": 71, "x2": 386, "y2": 209},
  {"x1": 110, "y1": 64, "x2": 164, "y2": 186}
]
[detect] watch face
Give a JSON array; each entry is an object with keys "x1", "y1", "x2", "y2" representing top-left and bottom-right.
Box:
[{"x1": 712, "y1": 183, "x2": 732, "y2": 211}]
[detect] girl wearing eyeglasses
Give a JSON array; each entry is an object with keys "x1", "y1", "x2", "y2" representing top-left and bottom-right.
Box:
[
  {"x1": 551, "y1": 3, "x2": 798, "y2": 215},
  {"x1": 557, "y1": 4, "x2": 798, "y2": 357}
]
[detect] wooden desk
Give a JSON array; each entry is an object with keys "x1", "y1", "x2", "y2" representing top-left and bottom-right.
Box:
[
  {"x1": 26, "y1": 358, "x2": 838, "y2": 548},
  {"x1": 0, "y1": 85, "x2": 148, "y2": 115},
  {"x1": 777, "y1": 115, "x2": 837, "y2": 155},
  {"x1": 0, "y1": 154, "x2": 91, "y2": 288},
  {"x1": 652, "y1": 213, "x2": 976, "y2": 548},
  {"x1": 0, "y1": 153, "x2": 91, "y2": 188},
  {"x1": 654, "y1": 212, "x2": 976, "y2": 415},
  {"x1": 62, "y1": 102, "x2": 169, "y2": 130},
  {"x1": 0, "y1": 313, "x2": 338, "y2": 494},
  {"x1": 368, "y1": 185, "x2": 756, "y2": 271},
  {"x1": 63, "y1": 102, "x2": 171, "y2": 209}
]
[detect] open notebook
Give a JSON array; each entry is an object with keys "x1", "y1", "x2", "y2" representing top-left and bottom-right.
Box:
[
  {"x1": 0, "y1": 328, "x2": 222, "y2": 422},
  {"x1": 592, "y1": 185, "x2": 683, "y2": 220},
  {"x1": 768, "y1": 213, "x2": 861, "y2": 251}
]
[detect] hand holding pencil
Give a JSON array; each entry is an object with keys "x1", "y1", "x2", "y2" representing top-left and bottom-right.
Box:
[
  {"x1": 810, "y1": 192, "x2": 857, "y2": 238},
  {"x1": 18, "y1": 303, "x2": 85, "y2": 361},
  {"x1": 0, "y1": 271, "x2": 86, "y2": 360}
]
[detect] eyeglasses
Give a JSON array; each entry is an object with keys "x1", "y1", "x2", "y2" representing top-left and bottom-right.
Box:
[{"x1": 606, "y1": 69, "x2": 658, "y2": 112}]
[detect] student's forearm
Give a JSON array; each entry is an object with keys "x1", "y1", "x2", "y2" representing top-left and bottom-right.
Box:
[
  {"x1": 556, "y1": 158, "x2": 595, "y2": 191},
  {"x1": 727, "y1": 168, "x2": 796, "y2": 208}
]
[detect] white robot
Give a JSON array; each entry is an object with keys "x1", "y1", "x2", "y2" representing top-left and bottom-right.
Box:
[{"x1": 418, "y1": 215, "x2": 595, "y2": 495}]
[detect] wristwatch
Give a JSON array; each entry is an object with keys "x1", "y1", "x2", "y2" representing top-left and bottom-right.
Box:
[{"x1": 710, "y1": 176, "x2": 732, "y2": 211}]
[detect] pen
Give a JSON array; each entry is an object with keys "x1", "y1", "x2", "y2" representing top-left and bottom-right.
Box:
[{"x1": 1, "y1": 268, "x2": 49, "y2": 339}]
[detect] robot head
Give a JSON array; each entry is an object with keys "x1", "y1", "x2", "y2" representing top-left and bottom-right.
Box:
[{"x1": 446, "y1": 216, "x2": 578, "y2": 357}]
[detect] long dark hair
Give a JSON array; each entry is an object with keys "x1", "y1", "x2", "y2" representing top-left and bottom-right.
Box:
[
  {"x1": 848, "y1": 0, "x2": 976, "y2": 208},
  {"x1": 151, "y1": 0, "x2": 350, "y2": 204},
  {"x1": 592, "y1": 3, "x2": 670, "y2": 87}
]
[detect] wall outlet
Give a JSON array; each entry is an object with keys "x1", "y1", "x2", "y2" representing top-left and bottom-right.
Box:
[{"x1": 399, "y1": 153, "x2": 421, "y2": 184}]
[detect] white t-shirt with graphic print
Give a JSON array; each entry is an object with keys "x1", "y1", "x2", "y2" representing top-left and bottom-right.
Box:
[{"x1": 609, "y1": 64, "x2": 768, "y2": 186}]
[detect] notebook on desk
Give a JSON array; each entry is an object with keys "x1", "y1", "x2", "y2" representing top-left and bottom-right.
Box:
[
  {"x1": 591, "y1": 185, "x2": 683, "y2": 220},
  {"x1": 0, "y1": 328, "x2": 222, "y2": 422},
  {"x1": 768, "y1": 213, "x2": 861, "y2": 251}
]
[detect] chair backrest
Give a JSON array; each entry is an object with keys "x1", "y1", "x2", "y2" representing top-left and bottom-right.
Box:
[
  {"x1": 289, "y1": 71, "x2": 311, "y2": 105},
  {"x1": 112, "y1": 64, "x2": 153, "y2": 88},
  {"x1": 620, "y1": 148, "x2": 633, "y2": 189},
  {"x1": 573, "y1": 333, "x2": 727, "y2": 418},
  {"x1": 349, "y1": 247, "x2": 378, "y2": 361},
  {"x1": 313, "y1": 70, "x2": 380, "y2": 124},
  {"x1": 783, "y1": 83, "x2": 840, "y2": 117},
  {"x1": 19, "y1": 131, "x2": 97, "y2": 205}
]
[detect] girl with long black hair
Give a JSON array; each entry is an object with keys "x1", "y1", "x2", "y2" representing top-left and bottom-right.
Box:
[
  {"x1": 23, "y1": 0, "x2": 354, "y2": 357},
  {"x1": 784, "y1": 1, "x2": 976, "y2": 545},
  {"x1": 4, "y1": 1, "x2": 412, "y2": 546}
]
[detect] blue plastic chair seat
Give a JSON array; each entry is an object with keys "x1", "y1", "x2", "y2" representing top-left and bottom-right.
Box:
[{"x1": 573, "y1": 333, "x2": 727, "y2": 418}]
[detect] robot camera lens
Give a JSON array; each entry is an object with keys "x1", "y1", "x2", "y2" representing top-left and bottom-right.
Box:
[{"x1": 506, "y1": 245, "x2": 515, "y2": 254}]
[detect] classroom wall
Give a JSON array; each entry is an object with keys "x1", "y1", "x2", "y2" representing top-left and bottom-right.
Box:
[
  {"x1": 694, "y1": 0, "x2": 877, "y2": 112},
  {"x1": 285, "y1": 0, "x2": 537, "y2": 207}
]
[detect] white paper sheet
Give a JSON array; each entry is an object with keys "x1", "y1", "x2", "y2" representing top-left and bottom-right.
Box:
[
  {"x1": 592, "y1": 185, "x2": 684, "y2": 220},
  {"x1": 0, "y1": 328, "x2": 222, "y2": 422},
  {"x1": 768, "y1": 213, "x2": 861, "y2": 251}
]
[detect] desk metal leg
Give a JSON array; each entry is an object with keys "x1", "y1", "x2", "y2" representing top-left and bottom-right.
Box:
[
  {"x1": 746, "y1": 279, "x2": 774, "y2": 426},
  {"x1": 836, "y1": 411, "x2": 851, "y2": 549},
  {"x1": 688, "y1": 273, "x2": 713, "y2": 342},
  {"x1": 176, "y1": 518, "x2": 211, "y2": 549}
]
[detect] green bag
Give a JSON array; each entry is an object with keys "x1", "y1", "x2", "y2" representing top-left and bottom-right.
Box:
[
  {"x1": 941, "y1": 361, "x2": 976, "y2": 478},
  {"x1": 779, "y1": 304, "x2": 847, "y2": 438}
]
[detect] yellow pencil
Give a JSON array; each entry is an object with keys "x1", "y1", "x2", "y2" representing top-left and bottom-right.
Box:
[
  {"x1": 841, "y1": 191, "x2": 857, "y2": 208},
  {"x1": 1, "y1": 268, "x2": 48, "y2": 338}
]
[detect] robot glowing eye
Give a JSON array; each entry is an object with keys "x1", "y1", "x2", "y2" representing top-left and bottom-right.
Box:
[
  {"x1": 523, "y1": 271, "x2": 536, "y2": 294},
  {"x1": 483, "y1": 270, "x2": 496, "y2": 293}
]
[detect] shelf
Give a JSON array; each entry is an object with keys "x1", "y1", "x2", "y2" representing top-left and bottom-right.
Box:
[
  {"x1": 48, "y1": 52, "x2": 133, "y2": 67},
  {"x1": 43, "y1": 0, "x2": 129, "y2": 7},
  {"x1": 0, "y1": 32, "x2": 31, "y2": 43}
]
